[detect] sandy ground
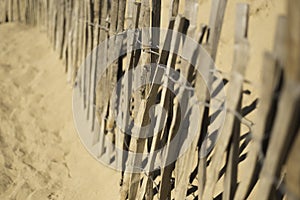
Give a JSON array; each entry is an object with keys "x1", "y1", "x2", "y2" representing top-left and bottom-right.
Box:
[{"x1": 0, "y1": 23, "x2": 119, "y2": 200}]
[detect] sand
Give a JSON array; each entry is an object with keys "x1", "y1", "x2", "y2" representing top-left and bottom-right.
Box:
[{"x1": 0, "y1": 23, "x2": 119, "y2": 200}]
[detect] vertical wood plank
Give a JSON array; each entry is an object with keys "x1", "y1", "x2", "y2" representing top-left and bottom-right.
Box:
[
  {"x1": 96, "y1": 0, "x2": 109, "y2": 159},
  {"x1": 104, "y1": 0, "x2": 121, "y2": 165},
  {"x1": 119, "y1": 2, "x2": 141, "y2": 199},
  {"x1": 223, "y1": 4, "x2": 249, "y2": 200},
  {"x1": 151, "y1": 0, "x2": 161, "y2": 64},
  {"x1": 208, "y1": 0, "x2": 228, "y2": 61},
  {"x1": 284, "y1": 4, "x2": 300, "y2": 199},
  {"x1": 111, "y1": 0, "x2": 126, "y2": 169},
  {"x1": 202, "y1": 4, "x2": 249, "y2": 199},
  {"x1": 158, "y1": 16, "x2": 189, "y2": 200},
  {"x1": 8, "y1": 0, "x2": 13, "y2": 22},
  {"x1": 286, "y1": 0, "x2": 300, "y2": 82},
  {"x1": 88, "y1": 0, "x2": 101, "y2": 132},
  {"x1": 234, "y1": 16, "x2": 286, "y2": 200},
  {"x1": 255, "y1": 0, "x2": 300, "y2": 199},
  {"x1": 16, "y1": 0, "x2": 20, "y2": 21},
  {"x1": 286, "y1": 129, "x2": 300, "y2": 200}
]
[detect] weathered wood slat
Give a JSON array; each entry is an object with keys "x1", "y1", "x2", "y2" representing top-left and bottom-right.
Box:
[
  {"x1": 55, "y1": 0, "x2": 65, "y2": 58},
  {"x1": 16, "y1": 0, "x2": 20, "y2": 21},
  {"x1": 158, "y1": 16, "x2": 189, "y2": 200},
  {"x1": 286, "y1": 0, "x2": 300, "y2": 82},
  {"x1": 126, "y1": 1, "x2": 154, "y2": 198},
  {"x1": 254, "y1": 78, "x2": 300, "y2": 200},
  {"x1": 177, "y1": 24, "x2": 208, "y2": 200},
  {"x1": 254, "y1": 0, "x2": 300, "y2": 198},
  {"x1": 202, "y1": 6, "x2": 249, "y2": 199},
  {"x1": 72, "y1": 0, "x2": 80, "y2": 83},
  {"x1": 80, "y1": 0, "x2": 88, "y2": 109},
  {"x1": 88, "y1": 0, "x2": 101, "y2": 132},
  {"x1": 208, "y1": 0, "x2": 228, "y2": 61},
  {"x1": 8, "y1": 0, "x2": 13, "y2": 22},
  {"x1": 51, "y1": 1, "x2": 58, "y2": 49},
  {"x1": 0, "y1": 0, "x2": 6, "y2": 23},
  {"x1": 104, "y1": 0, "x2": 122, "y2": 164},
  {"x1": 285, "y1": 2, "x2": 300, "y2": 199},
  {"x1": 85, "y1": 0, "x2": 93, "y2": 121},
  {"x1": 223, "y1": 4, "x2": 249, "y2": 200},
  {"x1": 234, "y1": 16, "x2": 286, "y2": 200},
  {"x1": 129, "y1": 1, "x2": 151, "y2": 199},
  {"x1": 117, "y1": 0, "x2": 138, "y2": 176},
  {"x1": 223, "y1": 97, "x2": 241, "y2": 200},
  {"x1": 195, "y1": 2, "x2": 228, "y2": 199},
  {"x1": 170, "y1": 2, "x2": 227, "y2": 199},
  {"x1": 110, "y1": 0, "x2": 126, "y2": 170},
  {"x1": 151, "y1": 0, "x2": 161, "y2": 64},
  {"x1": 119, "y1": 2, "x2": 142, "y2": 199},
  {"x1": 286, "y1": 129, "x2": 300, "y2": 200},
  {"x1": 65, "y1": 0, "x2": 73, "y2": 82},
  {"x1": 121, "y1": 1, "x2": 150, "y2": 197},
  {"x1": 124, "y1": 5, "x2": 181, "y2": 199},
  {"x1": 133, "y1": 4, "x2": 182, "y2": 200},
  {"x1": 172, "y1": 2, "x2": 201, "y2": 199},
  {"x1": 95, "y1": 0, "x2": 109, "y2": 157}
]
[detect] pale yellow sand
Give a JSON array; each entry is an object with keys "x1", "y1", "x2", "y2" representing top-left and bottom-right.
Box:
[{"x1": 0, "y1": 23, "x2": 119, "y2": 200}]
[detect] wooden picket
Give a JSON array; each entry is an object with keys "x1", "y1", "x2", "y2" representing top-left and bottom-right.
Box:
[{"x1": 0, "y1": 0, "x2": 299, "y2": 199}]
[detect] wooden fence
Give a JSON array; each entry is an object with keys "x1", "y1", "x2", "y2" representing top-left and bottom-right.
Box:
[{"x1": 1, "y1": 0, "x2": 300, "y2": 199}]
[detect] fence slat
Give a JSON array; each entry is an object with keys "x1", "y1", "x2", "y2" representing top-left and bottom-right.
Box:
[
  {"x1": 119, "y1": 2, "x2": 142, "y2": 199},
  {"x1": 234, "y1": 16, "x2": 286, "y2": 200},
  {"x1": 158, "y1": 15, "x2": 189, "y2": 200},
  {"x1": 255, "y1": 0, "x2": 300, "y2": 198},
  {"x1": 208, "y1": 0, "x2": 227, "y2": 61},
  {"x1": 202, "y1": 5, "x2": 249, "y2": 199},
  {"x1": 223, "y1": 4, "x2": 249, "y2": 200},
  {"x1": 286, "y1": 0, "x2": 300, "y2": 82},
  {"x1": 174, "y1": 29, "x2": 209, "y2": 200},
  {"x1": 286, "y1": 129, "x2": 300, "y2": 200}
]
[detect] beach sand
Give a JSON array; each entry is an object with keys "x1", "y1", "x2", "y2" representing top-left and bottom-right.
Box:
[{"x1": 0, "y1": 23, "x2": 119, "y2": 200}]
